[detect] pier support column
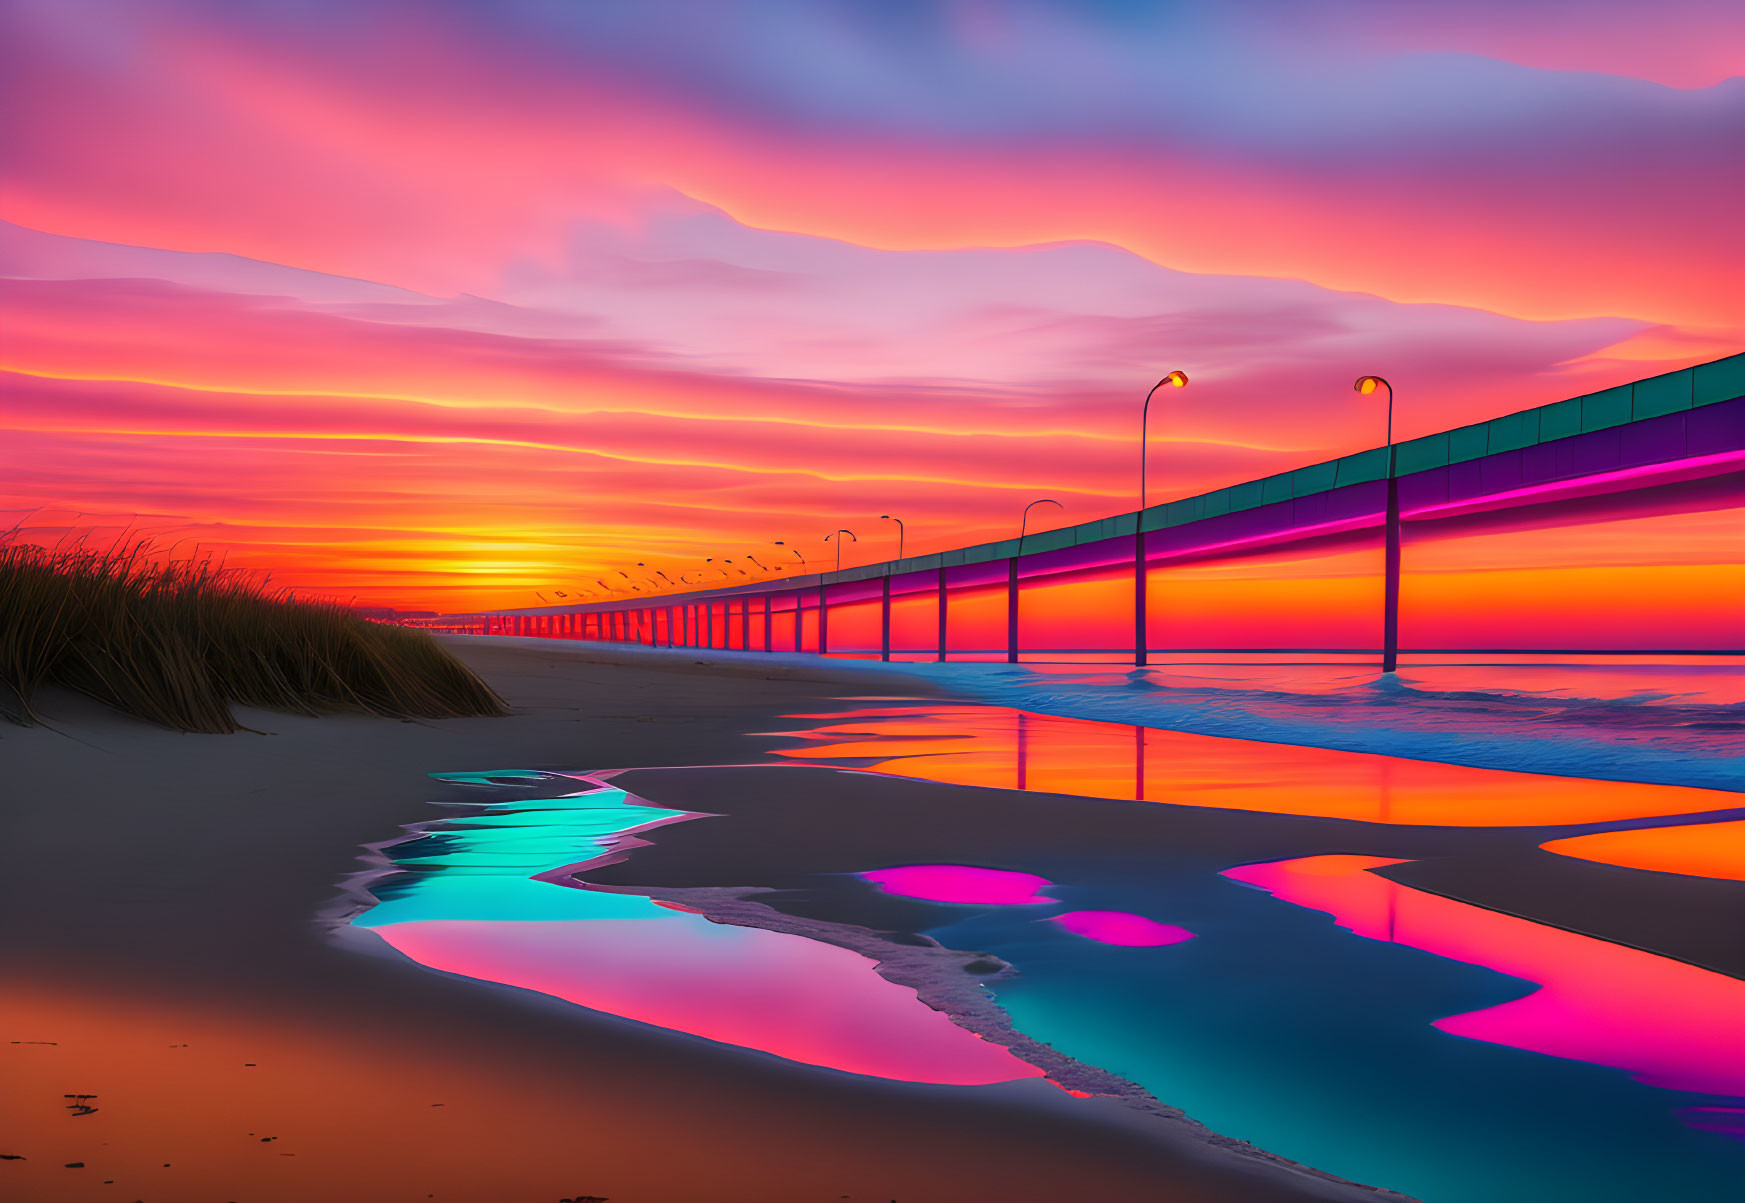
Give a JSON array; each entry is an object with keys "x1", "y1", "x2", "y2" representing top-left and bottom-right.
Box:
[
  {"x1": 880, "y1": 576, "x2": 892, "y2": 661},
  {"x1": 1382, "y1": 471, "x2": 1401, "y2": 673},
  {"x1": 1006, "y1": 557, "x2": 1019, "y2": 664},
  {"x1": 1134, "y1": 527, "x2": 1147, "y2": 667},
  {"x1": 936, "y1": 567, "x2": 947, "y2": 661}
]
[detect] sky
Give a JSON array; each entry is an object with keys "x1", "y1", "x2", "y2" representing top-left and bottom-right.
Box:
[{"x1": 2, "y1": 0, "x2": 1741, "y2": 611}]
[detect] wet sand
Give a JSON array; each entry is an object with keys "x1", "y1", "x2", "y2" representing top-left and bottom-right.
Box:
[{"x1": 1, "y1": 637, "x2": 1405, "y2": 1203}]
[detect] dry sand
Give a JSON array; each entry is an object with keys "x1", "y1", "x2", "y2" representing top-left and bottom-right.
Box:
[{"x1": 1, "y1": 636, "x2": 1414, "y2": 1202}]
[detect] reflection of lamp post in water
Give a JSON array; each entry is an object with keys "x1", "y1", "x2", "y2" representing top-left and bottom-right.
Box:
[{"x1": 1355, "y1": 375, "x2": 1400, "y2": 674}]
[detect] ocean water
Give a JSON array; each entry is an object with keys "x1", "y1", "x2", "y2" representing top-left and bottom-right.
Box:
[{"x1": 506, "y1": 640, "x2": 1745, "y2": 790}]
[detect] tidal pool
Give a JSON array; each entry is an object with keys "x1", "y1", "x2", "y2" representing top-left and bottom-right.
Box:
[
  {"x1": 343, "y1": 703, "x2": 1745, "y2": 1203},
  {"x1": 347, "y1": 771, "x2": 1037, "y2": 1086},
  {"x1": 769, "y1": 705, "x2": 1745, "y2": 1201}
]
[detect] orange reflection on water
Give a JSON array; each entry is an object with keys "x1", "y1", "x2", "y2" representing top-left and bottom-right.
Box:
[
  {"x1": 1542, "y1": 819, "x2": 1745, "y2": 882},
  {"x1": 773, "y1": 706, "x2": 1736, "y2": 826},
  {"x1": 1222, "y1": 855, "x2": 1745, "y2": 1097}
]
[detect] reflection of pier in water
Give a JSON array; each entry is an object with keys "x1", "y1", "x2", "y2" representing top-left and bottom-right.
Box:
[{"x1": 772, "y1": 704, "x2": 1735, "y2": 827}]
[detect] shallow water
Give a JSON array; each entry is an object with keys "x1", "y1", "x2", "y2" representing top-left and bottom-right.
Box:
[
  {"x1": 929, "y1": 860, "x2": 1745, "y2": 1203},
  {"x1": 771, "y1": 703, "x2": 1743, "y2": 826},
  {"x1": 350, "y1": 771, "x2": 1037, "y2": 1085},
  {"x1": 570, "y1": 642, "x2": 1745, "y2": 788},
  {"x1": 342, "y1": 695, "x2": 1745, "y2": 1203}
]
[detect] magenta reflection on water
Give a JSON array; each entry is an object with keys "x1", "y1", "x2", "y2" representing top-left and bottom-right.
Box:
[
  {"x1": 1050, "y1": 910, "x2": 1195, "y2": 947},
  {"x1": 860, "y1": 865, "x2": 1054, "y2": 905}
]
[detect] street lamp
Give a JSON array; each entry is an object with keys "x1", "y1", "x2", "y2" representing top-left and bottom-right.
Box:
[
  {"x1": 1355, "y1": 375, "x2": 1395, "y2": 445},
  {"x1": 824, "y1": 529, "x2": 857, "y2": 572},
  {"x1": 1140, "y1": 370, "x2": 1189, "y2": 513},
  {"x1": 775, "y1": 541, "x2": 806, "y2": 567},
  {"x1": 1354, "y1": 375, "x2": 1401, "y2": 674},
  {"x1": 1018, "y1": 499, "x2": 1062, "y2": 555},
  {"x1": 879, "y1": 514, "x2": 905, "y2": 560}
]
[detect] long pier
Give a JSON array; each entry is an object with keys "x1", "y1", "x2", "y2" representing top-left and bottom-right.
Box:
[{"x1": 418, "y1": 353, "x2": 1745, "y2": 663}]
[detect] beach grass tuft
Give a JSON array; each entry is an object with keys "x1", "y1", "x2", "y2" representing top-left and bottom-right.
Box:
[{"x1": 0, "y1": 533, "x2": 507, "y2": 732}]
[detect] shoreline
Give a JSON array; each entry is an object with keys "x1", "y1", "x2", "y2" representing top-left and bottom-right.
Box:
[
  {"x1": 466, "y1": 635, "x2": 1744, "y2": 791},
  {"x1": 4, "y1": 638, "x2": 1410, "y2": 1202},
  {"x1": 327, "y1": 755, "x2": 1414, "y2": 1201},
  {"x1": 587, "y1": 877, "x2": 1414, "y2": 1202}
]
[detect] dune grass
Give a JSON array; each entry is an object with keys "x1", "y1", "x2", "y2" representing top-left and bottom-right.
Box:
[{"x1": 0, "y1": 534, "x2": 506, "y2": 732}]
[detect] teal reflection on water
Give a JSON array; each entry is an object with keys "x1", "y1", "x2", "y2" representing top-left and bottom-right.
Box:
[
  {"x1": 356, "y1": 780, "x2": 686, "y2": 928},
  {"x1": 923, "y1": 875, "x2": 1745, "y2": 1203}
]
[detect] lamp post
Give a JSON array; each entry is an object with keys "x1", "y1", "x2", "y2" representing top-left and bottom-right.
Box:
[
  {"x1": 1134, "y1": 370, "x2": 1188, "y2": 668},
  {"x1": 873, "y1": 521, "x2": 901, "y2": 661},
  {"x1": 1355, "y1": 375, "x2": 1401, "y2": 674},
  {"x1": 879, "y1": 514, "x2": 905, "y2": 560},
  {"x1": 1140, "y1": 370, "x2": 1190, "y2": 513},
  {"x1": 1010, "y1": 499, "x2": 1062, "y2": 664},
  {"x1": 824, "y1": 529, "x2": 857, "y2": 573},
  {"x1": 1017, "y1": 499, "x2": 1062, "y2": 555},
  {"x1": 774, "y1": 542, "x2": 806, "y2": 568}
]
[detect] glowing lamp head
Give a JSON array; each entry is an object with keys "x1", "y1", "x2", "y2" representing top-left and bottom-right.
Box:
[
  {"x1": 1162, "y1": 370, "x2": 1188, "y2": 388},
  {"x1": 1354, "y1": 375, "x2": 1388, "y2": 395}
]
